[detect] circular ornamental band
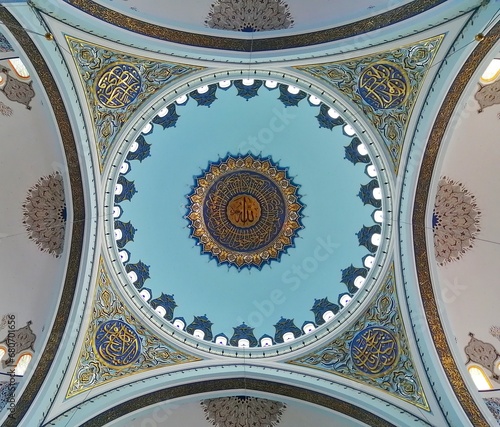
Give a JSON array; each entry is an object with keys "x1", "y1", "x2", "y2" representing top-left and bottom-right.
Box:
[{"x1": 186, "y1": 154, "x2": 304, "y2": 270}]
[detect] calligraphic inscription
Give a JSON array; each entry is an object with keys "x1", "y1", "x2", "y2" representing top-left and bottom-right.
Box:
[
  {"x1": 94, "y1": 320, "x2": 141, "y2": 368},
  {"x1": 358, "y1": 62, "x2": 409, "y2": 110},
  {"x1": 204, "y1": 170, "x2": 286, "y2": 252},
  {"x1": 187, "y1": 154, "x2": 304, "y2": 270},
  {"x1": 350, "y1": 326, "x2": 398, "y2": 375},
  {"x1": 95, "y1": 63, "x2": 142, "y2": 109},
  {"x1": 227, "y1": 194, "x2": 262, "y2": 228}
]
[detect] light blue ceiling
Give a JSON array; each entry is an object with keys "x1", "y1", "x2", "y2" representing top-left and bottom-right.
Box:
[{"x1": 117, "y1": 80, "x2": 381, "y2": 342}]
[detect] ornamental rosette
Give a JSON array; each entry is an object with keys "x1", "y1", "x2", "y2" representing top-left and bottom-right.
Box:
[{"x1": 186, "y1": 153, "x2": 304, "y2": 270}]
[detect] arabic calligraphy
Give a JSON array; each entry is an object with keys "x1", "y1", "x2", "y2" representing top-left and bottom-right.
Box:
[
  {"x1": 186, "y1": 154, "x2": 304, "y2": 269},
  {"x1": 96, "y1": 63, "x2": 142, "y2": 108},
  {"x1": 204, "y1": 170, "x2": 286, "y2": 252},
  {"x1": 227, "y1": 194, "x2": 261, "y2": 228},
  {"x1": 358, "y1": 62, "x2": 408, "y2": 110},
  {"x1": 350, "y1": 326, "x2": 398, "y2": 375},
  {"x1": 94, "y1": 320, "x2": 141, "y2": 367}
]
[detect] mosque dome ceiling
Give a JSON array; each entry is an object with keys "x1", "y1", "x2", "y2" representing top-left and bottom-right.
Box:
[
  {"x1": 104, "y1": 73, "x2": 391, "y2": 353},
  {"x1": 0, "y1": 1, "x2": 499, "y2": 426}
]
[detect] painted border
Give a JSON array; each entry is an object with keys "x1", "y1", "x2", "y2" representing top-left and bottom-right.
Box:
[
  {"x1": 81, "y1": 378, "x2": 396, "y2": 426},
  {"x1": 411, "y1": 21, "x2": 500, "y2": 427},
  {"x1": 63, "y1": 0, "x2": 447, "y2": 52},
  {"x1": 0, "y1": 8, "x2": 85, "y2": 427}
]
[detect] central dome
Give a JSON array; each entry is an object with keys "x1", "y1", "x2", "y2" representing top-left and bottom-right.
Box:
[{"x1": 106, "y1": 74, "x2": 391, "y2": 355}]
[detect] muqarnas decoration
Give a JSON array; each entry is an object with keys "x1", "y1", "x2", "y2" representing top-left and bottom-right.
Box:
[
  {"x1": 23, "y1": 172, "x2": 66, "y2": 257},
  {"x1": 433, "y1": 177, "x2": 480, "y2": 266},
  {"x1": 205, "y1": 0, "x2": 293, "y2": 32},
  {"x1": 202, "y1": 396, "x2": 286, "y2": 427}
]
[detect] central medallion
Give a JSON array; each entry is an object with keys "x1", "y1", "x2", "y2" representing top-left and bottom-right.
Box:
[{"x1": 186, "y1": 153, "x2": 304, "y2": 270}]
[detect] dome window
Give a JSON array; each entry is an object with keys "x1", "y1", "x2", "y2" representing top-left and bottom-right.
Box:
[
  {"x1": 339, "y1": 294, "x2": 352, "y2": 307},
  {"x1": 371, "y1": 233, "x2": 381, "y2": 246},
  {"x1": 364, "y1": 255, "x2": 375, "y2": 268},
  {"x1": 127, "y1": 270, "x2": 138, "y2": 283},
  {"x1": 129, "y1": 141, "x2": 139, "y2": 153},
  {"x1": 155, "y1": 306, "x2": 167, "y2": 318},
  {"x1": 15, "y1": 354, "x2": 32, "y2": 376},
  {"x1": 354, "y1": 276, "x2": 365, "y2": 288},
  {"x1": 322, "y1": 310, "x2": 335, "y2": 322},
  {"x1": 139, "y1": 289, "x2": 151, "y2": 301},
  {"x1": 287, "y1": 85, "x2": 300, "y2": 94},
  {"x1": 302, "y1": 322, "x2": 315, "y2": 334},
  {"x1": 343, "y1": 124, "x2": 356, "y2": 136},
  {"x1": 215, "y1": 335, "x2": 228, "y2": 345},
  {"x1": 372, "y1": 187, "x2": 382, "y2": 200},
  {"x1": 328, "y1": 108, "x2": 340, "y2": 119},
  {"x1": 468, "y1": 366, "x2": 492, "y2": 390},
  {"x1": 193, "y1": 329, "x2": 205, "y2": 340},
  {"x1": 238, "y1": 339, "x2": 250, "y2": 348},
  {"x1": 219, "y1": 80, "x2": 232, "y2": 88},
  {"x1": 173, "y1": 318, "x2": 185, "y2": 330},
  {"x1": 357, "y1": 143, "x2": 369, "y2": 156},
  {"x1": 265, "y1": 80, "x2": 278, "y2": 89},
  {"x1": 260, "y1": 337, "x2": 273, "y2": 347},
  {"x1": 175, "y1": 95, "x2": 188, "y2": 104},
  {"x1": 308, "y1": 95, "x2": 321, "y2": 105},
  {"x1": 242, "y1": 78, "x2": 254, "y2": 86}
]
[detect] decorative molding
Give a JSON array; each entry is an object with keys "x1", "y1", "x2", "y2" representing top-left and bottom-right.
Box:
[
  {"x1": 0, "y1": 66, "x2": 35, "y2": 109},
  {"x1": 411, "y1": 20, "x2": 500, "y2": 427},
  {"x1": 202, "y1": 396, "x2": 286, "y2": 426},
  {"x1": 289, "y1": 264, "x2": 429, "y2": 410},
  {"x1": 206, "y1": 0, "x2": 293, "y2": 32},
  {"x1": 294, "y1": 35, "x2": 443, "y2": 174},
  {"x1": 475, "y1": 79, "x2": 500, "y2": 112},
  {"x1": 465, "y1": 333, "x2": 500, "y2": 383},
  {"x1": 66, "y1": 36, "x2": 204, "y2": 171},
  {"x1": 66, "y1": 257, "x2": 201, "y2": 398},
  {"x1": 0, "y1": 321, "x2": 36, "y2": 362},
  {"x1": 22, "y1": 172, "x2": 66, "y2": 257},
  {"x1": 62, "y1": 0, "x2": 449, "y2": 52},
  {"x1": 433, "y1": 177, "x2": 480, "y2": 266}
]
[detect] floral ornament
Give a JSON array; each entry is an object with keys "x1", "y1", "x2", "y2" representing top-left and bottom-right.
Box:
[
  {"x1": 490, "y1": 326, "x2": 500, "y2": 342},
  {"x1": 22, "y1": 172, "x2": 66, "y2": 257},
  {"x1": 205, "y1": 0, "x2": 294, "y2": 32},
  {"x1": 432, "y1": 177, "x2": 480, "y2": 266},
  {"x1": 201, "y1": 396, "x2": 286, "y2": 427},
  {"x1": 0, "y1": 101, "x2": 13, "y2": 116}
]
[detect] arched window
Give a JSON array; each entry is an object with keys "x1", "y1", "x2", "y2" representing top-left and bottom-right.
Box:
[
  {"x1": 14, "y1": 354, "x2": 32, "y2": 376},
  {"x1": 468, "y1": 366, "x2": 493, "y2": 390},
  {"x1": 8, "y1": 58, "x2": 30, "y2": 79}
]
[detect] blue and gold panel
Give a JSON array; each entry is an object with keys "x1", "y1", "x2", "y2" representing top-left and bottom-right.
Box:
[
  {"x1": 66, "y1": 36, "x2": 204, "y2": 171},
  {"x1": 350, "y1": 326, "x2": 399, "y2": 375},
  {"x1": 95, "y1": 63, "x2": 142, "y2": 109},
  {"x1": 294, "y1": 35, "x2": 443, "y2": 174},
  {"x1": 66, "y1": 257, "x2": 201, "y2": 398},
  {"x1": 358, "y1": 62, "x2": 409, "y2": 110},
  {"x1": 186, "y1": 153, "x2": 304, "y2": 270},
  {"x1": 93, "y1": 320, "x2": 141, "y2": 368},
  {"x1": 289, "y1": 264, "x2": 429, "y2": 410}
]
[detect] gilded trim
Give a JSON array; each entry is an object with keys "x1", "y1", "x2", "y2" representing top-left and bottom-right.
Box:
[
  {"x1": 0, "y1": 8, "x2": 85, "y2": 427},
  {"x1": 63, "y1": 0, "x2": 447, "y2": 52},
  {"x1": 411, "y1": 22, "x2": 500, "y2": 427},
  {"x1": 81, "y1": 378, "x2": 397, "y2": 427}
]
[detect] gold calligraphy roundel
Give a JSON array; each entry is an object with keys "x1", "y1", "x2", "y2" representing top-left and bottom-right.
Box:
[
  {"x1": 350, "y1": 326, "x2": 399, "y2": 375},
  {"x1": 94, "y1": 320, "x2": 141, "y2": 368},
  {"x1": 95, "y1": 62, "x2": 142, "y2": 109},
  {"x1": 187, "y1": 154, "x2": 304, "y2": 270},
  {"x1": 358, "y1": 61, "x2": 409, "y2": 110}
]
